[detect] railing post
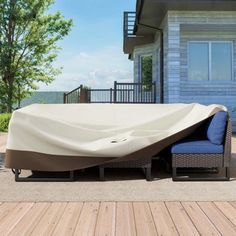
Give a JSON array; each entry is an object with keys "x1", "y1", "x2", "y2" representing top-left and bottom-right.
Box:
[
  {"x1": 110, "y1": 88, "x2": 113, "y2": 103},
  {"x1": 114, "y1": 81, "x2": 117, "y2": 103},
  {"x1": 86, "y1": 89, "x2": 91, "y2": 103},
  {"x1": 80, "y1": 87, "x2": 90, "y2": 103},
  {"x1": 80, "y1": 86, "x2": 85, "y2": 103},
  {"x1": 78, "y1": 85, "x2": 82, "y2": 103},
  {"x1": 140, "y1": 83, "x2": 143, "y2": 103},
  {"x1": 123, "y1": 12, "x2": 126, "y2": 38},
  {"x1": 153, "y1": 82, "x2": 157, "y2": 103},
  {"x1": 63, "y1": 93, "x2": 66, "y2": 104}
]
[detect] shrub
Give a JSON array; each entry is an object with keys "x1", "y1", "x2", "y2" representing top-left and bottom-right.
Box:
[{"x1": 0, "y1": 113, "x2": 12, "y2": 132}]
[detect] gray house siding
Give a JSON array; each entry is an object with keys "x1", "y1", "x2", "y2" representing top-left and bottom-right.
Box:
[
  {"x1": 132, "y1": 11, "x2": 236, "y2": 131},
  {"x1": 180, "y1": 25, "x2": 236, "y2": 131},
  {"x1": 165, "y1": 21, "x2": 181, "y2": 103},
  {"x1": 170, "y1": 11, "x2": 236, "y2": 131}
]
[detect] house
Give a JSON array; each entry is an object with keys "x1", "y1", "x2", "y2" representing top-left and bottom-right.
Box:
[{"x1": 123, "y1": 0, "x2": 236, "y2": 131}]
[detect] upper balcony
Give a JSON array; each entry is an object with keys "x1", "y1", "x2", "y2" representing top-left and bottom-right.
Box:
[
  {"x1": 123, "y1": 11, "x2": 154, "y2": 55},
  {"x1": 123, "y1": 12, "x2": 136, "y2": 39},
  {"x1": 123, "y1": 0, "x2": 236, "y2": 55}
]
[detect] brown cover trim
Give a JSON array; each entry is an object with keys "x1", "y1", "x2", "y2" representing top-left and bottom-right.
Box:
[{"x1": 5, "y1": 117, "x2": 214, "y2": 172}]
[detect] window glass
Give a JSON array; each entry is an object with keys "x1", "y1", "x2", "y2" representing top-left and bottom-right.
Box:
[
  {"x1": 189, "y1": 42, "x2": 209, "y2": 80},
  {"x1": 141, "y1": 55, "x2": 152, "y2": 90},
  {"x1": 211, "y1": 43, "x2": 232, "y2": 80}
]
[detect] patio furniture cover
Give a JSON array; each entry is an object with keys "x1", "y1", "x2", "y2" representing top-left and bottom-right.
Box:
[{"x1": 5, "y1": 103, "x2": 226, "y2": 171}]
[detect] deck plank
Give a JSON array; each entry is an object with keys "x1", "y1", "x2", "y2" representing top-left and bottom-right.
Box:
[
  {"x1": 182, "y1": 202, "x2": 220, "y2": 236},
  {"x1": 0, "y1": 202, "x2": 18, "y2": 222},
  {"x1": 73, "y1": 202, "x2": 99, "y2": 236},
  {"x1": 30, "y1": 202, "x2": 67, "y2": 236},
  {"x1": 198, "y1": 202, "x2": 236, "y2": 235},
  {"x1": 0, "y1": 201, "x2": 236, "y2": 235},
  {"x1": 116, "y1": 202, "x2": 136, "y2": 236},
  {"x1": 230, "y1": 202, "x2": 236, "y2": 209},
  {"x1": 8, "y1": 202, "x2": 50, "y2": 236},
  {"x1": 0, "y1": 202, "x2": 34, "y2": 235},
  {"x1": 165, "y1": 202, "x2": 199, "y2": 236},
  {"x1": 149, "y1": 202, "x2": 178, "y2": 236},
  {"x1": 95, "y1": 202, "x2": 116, "y2": 236},
  {"x1": 133, "y1": 202, "x2": 157, "y2": 236},
  {"x1": 214, "y1": 202, "x2": 236, "y2": 227},
  {"x1": 52, "y1": 202, "x2": 83, "y2": 236}
]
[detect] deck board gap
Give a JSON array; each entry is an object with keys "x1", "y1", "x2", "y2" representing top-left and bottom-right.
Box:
[
  {"x1": 180, "y1": 202, "x2": 203, "y2": 236},
  {"x1": 197, "y1": 202, "x2": 236, "y2": 235},
  {"x1": 213, "y1": 202, "x2": 236, "y2": 228},
  {"x1": 148, "y1": 202, "x2": 159, "y2": 236},
  {"x1": 164, "y1": 202, "x2": 181, "y2": 236}
]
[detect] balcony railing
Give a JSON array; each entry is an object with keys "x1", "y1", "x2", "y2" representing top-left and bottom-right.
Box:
[
  {"x1": 63, "y1": 85, "x2": 82, "y2": 104},
  {"x1": 123, "y1": 12, "x2": 136, "y2": 38},
  {"x1": 88, "y1": 89, "x2": 114, "y2": 103},
  {"x1": 114, "y1": 81, "x2": 156, "y2": 103},
  {"x1": 64, "y1": 82, "x2": 157, "y2": 104}
]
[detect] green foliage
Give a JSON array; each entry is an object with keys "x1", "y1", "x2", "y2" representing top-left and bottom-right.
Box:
[
  {"x1": 0, "y1": 0, "x2": 73, "y2": 113},
  {"x1": 141, "y1": 56, "x2": 153, "y2": 91},
  {"x1": 0, "y1": 113, "x2": 12, "y2": 132}
]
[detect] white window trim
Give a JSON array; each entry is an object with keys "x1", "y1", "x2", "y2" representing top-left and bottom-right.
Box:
[{"x1": 187, "y1": 41, "x2": 234, "y2": 81}]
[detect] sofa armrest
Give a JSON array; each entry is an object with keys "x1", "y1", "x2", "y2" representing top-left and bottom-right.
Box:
[{"x1": 224, "y1": 118, "x2": 232, "y2": 167}]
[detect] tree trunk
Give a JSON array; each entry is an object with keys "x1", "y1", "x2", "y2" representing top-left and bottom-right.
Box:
[{"x1": 6, "y1": 79, "x2": 13, "y2": 113}]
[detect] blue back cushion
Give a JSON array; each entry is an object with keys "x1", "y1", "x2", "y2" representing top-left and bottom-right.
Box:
[{"x1": 207, "y1": 111, "x2": 228, "y2": 145}]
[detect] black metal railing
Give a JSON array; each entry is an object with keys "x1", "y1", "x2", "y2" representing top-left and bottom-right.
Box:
[
  {"x1": 124, "y1": 12, "x2": 136, "y2": 38},
  {"x1": 64, "y1": 81, "x2": 157, "y2": 104},
  {"x1": 114, "y1": 81, "x2": 156, "y2": 103},
  {"x1": 88, "y1": 88, "x2": 114, "y2": 103},
  {"x1": 63, "y1": 85, "x2": 82, "y2": 103}
]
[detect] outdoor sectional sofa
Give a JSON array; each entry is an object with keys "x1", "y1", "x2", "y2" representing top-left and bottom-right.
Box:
[
  {"x1": 99, "y1": 111, "x2": 231, "y2": 181},
  {"x1": 5, "y1": 103, "x2": 231, "y2": 182},
  {"x1": 171, "y1": 111, "x2": 231, "y2": 181}
]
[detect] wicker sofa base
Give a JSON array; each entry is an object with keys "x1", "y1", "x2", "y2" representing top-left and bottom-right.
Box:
[
  {"x1": 172, "y1": 154, "x2": 230, "y2": 181},
  {"x1": 172, "y1": 153, "x2": 224, "y2": 168},
  {"x1": 99, "y1": 158, "x2": 152, "y2": 181},
  {"x1": 13, "y1": 169, "x2": 75, "y2": 182}
]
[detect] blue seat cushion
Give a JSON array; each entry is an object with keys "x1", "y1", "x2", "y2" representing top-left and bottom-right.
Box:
[
  {"x1": 207, "y1": 111, "x2": 227, "y2": 145},
  {"x1": 171, "y1": 140, "x2": 223, "y2": 154}
]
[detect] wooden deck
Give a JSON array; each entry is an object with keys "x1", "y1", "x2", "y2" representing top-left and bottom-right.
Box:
[{"x1": 0, "y1": 202, "x2": 236, "y2": 235}]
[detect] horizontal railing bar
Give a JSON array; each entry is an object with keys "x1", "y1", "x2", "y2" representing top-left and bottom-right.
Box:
[
  {"x1": 116, "y1": 82, "x2": 156, "y2": 85},
  {"x1": 64, "y1": 85, "x2": 82, "y2": 95},
  {"x1": 89, "y1": 89, "x2": 113, "y2": 92}
]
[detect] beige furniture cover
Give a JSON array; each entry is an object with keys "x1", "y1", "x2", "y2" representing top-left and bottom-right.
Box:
[{"x1": 5, "y1": 103, "x2": 226, "y2": 171}]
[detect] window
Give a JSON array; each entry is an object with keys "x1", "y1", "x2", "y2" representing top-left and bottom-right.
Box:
[
  {"x1": 188, "y1": 42, "x2": 233, "y2": 81},
  {"x1": 211, "y1": 43, "x2": 232, "y2": 81},
  {"x1": 140, "y1": 55, "x2": 153, "y2": 90},
  {"x1": 189, "y1": 43, "x2": 209, "y2": 81}
]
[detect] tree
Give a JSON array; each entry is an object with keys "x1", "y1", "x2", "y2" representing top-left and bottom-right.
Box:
[{"x1": 0, "y1": 0, "x2": 73, "y2": 113}]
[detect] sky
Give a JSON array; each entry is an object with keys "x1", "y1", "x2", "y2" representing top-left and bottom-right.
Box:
[{"x1": 39, "y1": 0, "x2": 136, "y2": 91}]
